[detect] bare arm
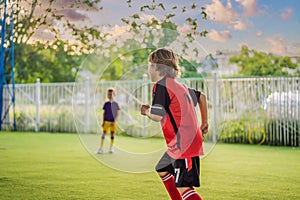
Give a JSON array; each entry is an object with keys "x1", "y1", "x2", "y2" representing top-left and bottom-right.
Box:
[
  {"x1": 198, "y1": 93, "x2": 209, "y2": 134},
  {"x1": 102, "y1": 110, "x2": 105, "y2": 126},
  {"x1": 141, "y1": 104, "x2": 163, "y2": 122},
  {"x1": 114, "y1": 108, "x2": 120, "y2": 121}
]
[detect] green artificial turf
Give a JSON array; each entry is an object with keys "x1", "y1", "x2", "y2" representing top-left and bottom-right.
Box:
[{"x1": 0, "y1": 132, "x2": 299, "y2": 200}]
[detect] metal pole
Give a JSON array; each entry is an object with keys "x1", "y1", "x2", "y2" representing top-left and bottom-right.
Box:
[
  {"x1": 35, "y1": 78, "x2": 40, "y2": 132},
  {"x1": 85, "y1": 78, "x2": 90, "y2": 133},
  {"x1": 142, "y1": 74, "x2": 148, "y2": 137},
  {"x1": 0, "y1": 0, "x2": 7, "y2": 130},
  {"x1": 11, "y1": 6, "x2": 16, "y2": 131},
  {"x1": 212, "y1": 71, "x2": 217, "y2": 143}
]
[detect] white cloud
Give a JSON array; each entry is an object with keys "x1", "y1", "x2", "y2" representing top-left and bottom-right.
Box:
[
  {"x1": 231, "y1": 20, "x2": 247, "y2": 30},
  {"x1": 235, "y1": 0, "x2": 258, "y2": 16},
  {"x1": 266, "y1": 37, "x2": 287, "y2": 55},
  {"x1": 112, "y1": 24, "x2": 130, "y2": 35},
  {"x1": 139, "y1": 13, "x2": 158, "y2": 23},
  {"x1": 208, "y1": 29, "x2": 232, "y2": 42},
  {"x1": 256, "y1": 31, "x2": 263, "y2": 37},
  {"x1": 206, "y1": 0, "x2": 238, "y2": 25},
  {"x1": 101, "y1": 24, "x2": 130, "y2": 38},
  {"x1": 206, "y1": 0, "x2": 247, "y2": 31},
  {"x1": 177, "y1": 24, "x2": 193, "y2": 35},
  {"x1": 281, "y1": 8, "x2": 293, "y2": 20}
]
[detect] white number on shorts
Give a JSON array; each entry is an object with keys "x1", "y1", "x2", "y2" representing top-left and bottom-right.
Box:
[{"x1": 174, "y1": 168, "x2": 180, "y2": 183}]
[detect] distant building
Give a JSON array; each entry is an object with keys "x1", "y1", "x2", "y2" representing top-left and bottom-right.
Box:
[
  {"x1": 214, "y1": 50, "x2": 300, "y2": 76},
  {"x1": 214, "y1": 50, "x2": 240, "y2": 76}
]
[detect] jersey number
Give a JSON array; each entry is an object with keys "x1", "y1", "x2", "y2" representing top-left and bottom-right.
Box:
[{"x1": 174, "y1": 168, "x2": 180, "y2": 183}]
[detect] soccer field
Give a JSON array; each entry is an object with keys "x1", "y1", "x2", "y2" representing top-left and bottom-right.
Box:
[{"x1": 0, "y1": 132, "x2": 299, "y2": 200}]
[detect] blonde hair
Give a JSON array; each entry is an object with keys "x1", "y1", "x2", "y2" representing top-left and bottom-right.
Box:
[{"x1": 148, "y1": 48, "x2": 181, "y2": 78}]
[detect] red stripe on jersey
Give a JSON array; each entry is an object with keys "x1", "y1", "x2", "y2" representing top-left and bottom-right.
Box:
[
  {"x1": 185, "y1": 157, "x2": 193, "y2": 172},
  {"x1": 161, "y1": 77, "x2": 202, "y2": 159}
]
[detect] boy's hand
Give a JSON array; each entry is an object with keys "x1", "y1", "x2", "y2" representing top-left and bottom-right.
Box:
[
  {"x1": 141, "y1": 104, "x2": 150, "y2": 116},
  {"x1": 200, "y1": 122, "x2": 209, "y2": 134}
]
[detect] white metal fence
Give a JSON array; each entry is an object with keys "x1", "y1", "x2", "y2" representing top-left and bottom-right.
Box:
[
  {"x1": 219, "y1": 77, "x2": 299, "y2": 146},
  {"x1": 5, "y1": 76, "x2": 300, "y2": 146}
]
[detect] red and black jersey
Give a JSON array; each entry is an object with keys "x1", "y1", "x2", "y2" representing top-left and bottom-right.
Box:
[{"x1": 151, "y1": 77, "x2": 203, "y2": 159}]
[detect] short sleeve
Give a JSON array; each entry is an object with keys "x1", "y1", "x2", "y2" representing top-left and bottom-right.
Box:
[
  {"x1": 151, "y1": 83, "x2": 169, "y2": 116},
  {"x1": 116, "y1": 102, "x2": 120, "y2": 110},
  {"x1": 188, "y1": 88, "x2": 201, "y2": 106}
]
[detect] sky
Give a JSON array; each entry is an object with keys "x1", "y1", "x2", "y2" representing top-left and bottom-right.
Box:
[{"x1": 29, "y1": 0, "x2": 300, "y2": 57}]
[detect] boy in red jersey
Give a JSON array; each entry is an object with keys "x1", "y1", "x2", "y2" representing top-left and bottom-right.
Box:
[{"x1": 141, "y1": 48, "x2": 208, "y2": 200}]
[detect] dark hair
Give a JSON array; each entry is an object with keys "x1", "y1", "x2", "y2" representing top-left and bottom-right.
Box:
[
  {"x1": 148, "y1": 48, "x2": 181, "y2": 78},
  {"x1": 107, "y1": 88, "x2": 115, "y2": 94}
]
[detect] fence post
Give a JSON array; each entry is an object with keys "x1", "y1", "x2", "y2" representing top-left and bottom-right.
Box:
[
  {"x1": 84, "y1": 78, "x2": 90, "y2": 133},
  {"x1": 35, "y1": 78, "x2": 40, "y2": 132},
  {"x1": 212, "y1": 72, "x2": 217, "y2": 143},
  {"x1": 142, "y1": 74, "x2": 148, "y2": 137}
]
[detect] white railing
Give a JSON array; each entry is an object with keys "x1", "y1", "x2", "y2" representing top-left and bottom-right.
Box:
[{"x1": 5, "y1": 76, "x2": 300, "y2": 146}]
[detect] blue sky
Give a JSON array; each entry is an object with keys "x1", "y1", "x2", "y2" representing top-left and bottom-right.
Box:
[
  {"x1": 86, "y1": 0, "x2": 300, "y2": 56},
  {"x1": 31, "y1": 0, "x2": 300, "y2": 56}
]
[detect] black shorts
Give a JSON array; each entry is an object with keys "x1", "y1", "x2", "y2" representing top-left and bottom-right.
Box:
[{"x1": 155, "y1": 152, "x2": 200, "y2": 187}]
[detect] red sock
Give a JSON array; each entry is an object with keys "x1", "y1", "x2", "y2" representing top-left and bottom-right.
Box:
[
  {"x1": 160, "y1": 173, "x2": 182, "y2": 200},
  {"x1": 182, "y1": 188, "x2": 202, "y2": 200}
]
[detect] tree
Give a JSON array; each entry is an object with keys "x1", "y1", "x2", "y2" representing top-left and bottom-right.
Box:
[
  {"x1": 1, "y1": 0, "x2": 208, "y2": 83},
  {"x1": 12, "y1": 0, "x2": 103, "y2": 52},
  {"x1": 14, "y1": 41, "x2": 83, "y2": 83},
  {"x1": 229, "y1": 45, "x2": 299, "y2": 76},
  {"x1": 1, "y1": 0, "x2": 104, "y2": 83}
]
